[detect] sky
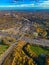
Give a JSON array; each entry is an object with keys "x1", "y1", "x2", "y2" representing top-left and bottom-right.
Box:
[{"x1": 0, "y1": 0, "x2": 49, "y2": 10}]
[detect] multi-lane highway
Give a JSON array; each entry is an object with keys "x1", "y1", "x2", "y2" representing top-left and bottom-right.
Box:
[
  {"x1": 0, "y1": 16, "x2": 49, "y2": 65},
  {"x1": 22, "y1": 37, "x2": 49, "y2": 46}
]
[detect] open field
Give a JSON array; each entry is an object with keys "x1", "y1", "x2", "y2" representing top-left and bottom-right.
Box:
[
  {"x1": 30, "y1": 45, "x2": 49, "y2": 55},
  {"x1": 0, "y1": 44, "x2": 8, "y2": 55}
]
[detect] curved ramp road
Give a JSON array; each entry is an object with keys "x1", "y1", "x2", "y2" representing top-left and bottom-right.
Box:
[{"x1": 0, "y1": 41, "x2": 18, "y2": 65}]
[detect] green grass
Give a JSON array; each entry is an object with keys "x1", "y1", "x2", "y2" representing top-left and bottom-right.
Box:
[
  {"x1": 0, "y1": 44, "x2": 8, "y2": 55},
  {"x1": 30, "y1": 45, "x2": 49, "y2": 56}
]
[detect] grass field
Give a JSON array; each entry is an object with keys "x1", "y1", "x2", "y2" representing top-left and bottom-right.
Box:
[
  {"x1": 30, "y1": 45, "x2": 49, "y2": 55},
  {"x1": 0, "y1": 44, "x2": 8, "y2": 55}
]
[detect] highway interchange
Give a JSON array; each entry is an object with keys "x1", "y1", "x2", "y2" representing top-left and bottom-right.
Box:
[{"x1": 0, "y1": 16, "x2": 49, "y2": 65}]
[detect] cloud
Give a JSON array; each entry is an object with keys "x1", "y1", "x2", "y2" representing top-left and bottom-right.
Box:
[
  {"x1": 37, "y1": 1, "x2": 49, "y2": 8},
  {"x1": 0, "y1": 3, "x2": 35, "y2": 8},
  {"x1": 17, "y1": 4, "x2": 35, "y2": 7},
  {"x1": 17, "y1": 1, "x2": 49, "y2": 8},
  {"x1": 0, "y1": 0, "x2": 49, "y2": 9}
]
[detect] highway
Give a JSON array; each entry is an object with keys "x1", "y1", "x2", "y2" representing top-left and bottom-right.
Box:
[
  {"x1": 0, "y1": 33, "x2": 49, "y2": 65},
  {"x1": 22, "y1": 37, "x2": 49, "y2": 46},
  {"x1": 20, "y1": 17, "x2": 49, "y2": 46},
  {"x1": 0, "y1": 16, "x2": 49, "y2": 47},
  {"x1": 0, "y1": 16, "x2": 49, "y2": 65}
]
